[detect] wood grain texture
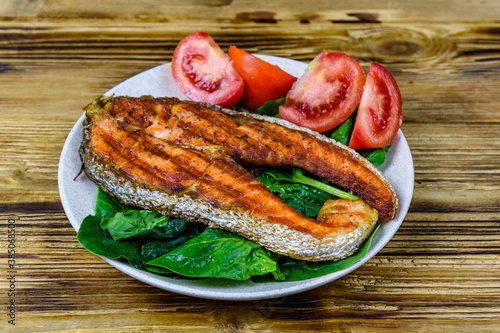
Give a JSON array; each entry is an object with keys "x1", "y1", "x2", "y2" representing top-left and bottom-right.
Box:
[
  {"x1": 1, "y1": 0, "x2": 500, "y2": 23},
  {"x1": 1, "y1": 0, "x2": 500, "y2": 331}
]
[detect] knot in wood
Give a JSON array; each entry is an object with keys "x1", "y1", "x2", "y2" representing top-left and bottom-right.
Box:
[{"x1": 374, "y1": 40, "x2": 421, "y2": 57}]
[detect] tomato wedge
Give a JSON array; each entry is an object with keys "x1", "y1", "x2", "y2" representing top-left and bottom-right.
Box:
[
  {"x1": 228, "y1": 46, "x2": 297, "y2": 112},
  {"x1": 279, "y1": 51, "x2": 365, "y2": 133},
  {"x1": 349, "y1": 63, "x2": 402, "y2": 149},
  {"x1": 171, "y1": 32, "x2": 244, "y2": 108}
]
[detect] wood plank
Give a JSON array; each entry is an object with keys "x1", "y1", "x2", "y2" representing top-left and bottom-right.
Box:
[
  {"x1": 1, "y1": 209, "x2": 499, "y2": 331},
  {"x1": 1, "y1": 0, "x2": 500, "y2": 23},
  {"x1": 1, "y1": 21, "x2": 500, "y2": 123}
]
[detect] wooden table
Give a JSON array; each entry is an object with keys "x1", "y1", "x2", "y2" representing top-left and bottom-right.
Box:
[{"x1": 1, "y1": 1, "x2": 499, "y2": 331}]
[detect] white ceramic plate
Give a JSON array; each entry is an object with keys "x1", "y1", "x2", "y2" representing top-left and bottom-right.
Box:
[{"x1": 58, "y1": 55, "x2": 414, "y2": 301}]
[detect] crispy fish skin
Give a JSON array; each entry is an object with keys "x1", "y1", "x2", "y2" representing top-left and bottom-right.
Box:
[{"x1": 80, "y1": 95, "x2": 397, "y2": 261}]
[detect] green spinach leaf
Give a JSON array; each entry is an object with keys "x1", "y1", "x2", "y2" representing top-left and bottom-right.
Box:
[
  {"x1": 78, "y1": 188, "x2": 203, "y2": 270},
  {"x1": 329, "y1": 114, "x2": 355, "y2": 145},
  {"x1": 145, "y1": 228, "x2": 283, "y2": 280},
  {"x1": 253, "y1": 224, "x2": 380, "y2": 282},
  {"x1": 141, "y1": 233, "x2": 199, "y2": 263},
  {"x1": 257, "y1": 172, "x2": 336, "y2": 217},
  {"x1": 254, "y1": 97, "x2": 286, "y2": 117},
  {"x1": 363, "y1": 145, "x2": 390, "y2": 167},
  {"x1": 263, "y1": 168, "x2": 358, "y2": 201},
  {"x1": 77, "y1": 215, "x2": 146, "y2": 269},
  {"x1": 95, "y1": 189, "x2": 127, "y2": 218},
  {"x1": 101, "y1": 210, "x2": 191, "y2": 241}
]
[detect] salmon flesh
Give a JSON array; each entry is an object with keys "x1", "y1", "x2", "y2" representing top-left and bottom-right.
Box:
[{"x1": 80, "y1": 95, "x2": 398, "y2": 261}]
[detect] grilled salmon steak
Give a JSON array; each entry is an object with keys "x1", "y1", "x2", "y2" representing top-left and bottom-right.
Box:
[{"x1": 80, "y1": 95, "x2": 398, "y2": 261}]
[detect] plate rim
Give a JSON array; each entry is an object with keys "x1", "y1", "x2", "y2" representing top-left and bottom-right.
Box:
[{"x1": 58, "y1": 55, "x2": 414, "y2": 301}]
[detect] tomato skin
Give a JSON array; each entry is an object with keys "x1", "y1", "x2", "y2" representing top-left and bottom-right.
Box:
[
  {"x1": 349, "y1": 63, "x2": 402, "y2": 149},
  {"x1": 171, "y1": 32, "x2": 244, "y2": 108},
  {"x1": 279, "y1": 51, "x2": 365, "y2": 133},
  {"x1": 228, "y1": 46, "x2": 297, "y2": 112}
]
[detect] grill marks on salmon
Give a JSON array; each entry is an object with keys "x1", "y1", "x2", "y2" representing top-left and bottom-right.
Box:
[
  {"x1": 85, "y1": 111, "x2": 336, "y2": 238},
  {"x1": 81, "y1": 95, "x2": 398, "y2": 261},
  {"x1": 93, "y1": 96, "x2": 397, "y2": 219}
]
